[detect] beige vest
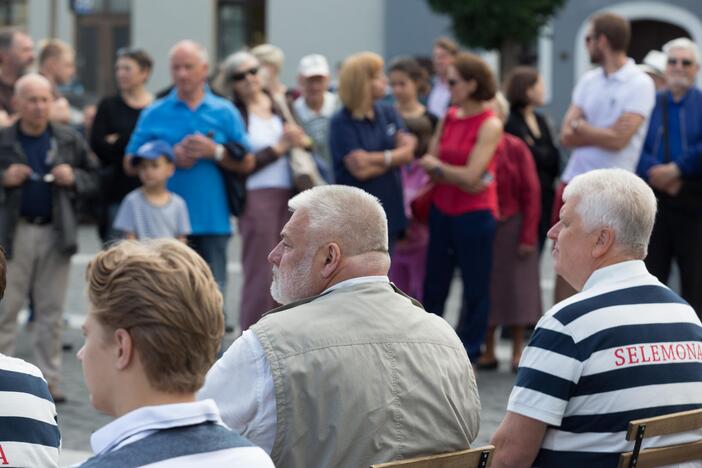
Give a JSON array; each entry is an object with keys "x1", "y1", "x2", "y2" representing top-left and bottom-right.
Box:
[{"x1": 251, "y1": 282, "x2": 481, "y2": 468}]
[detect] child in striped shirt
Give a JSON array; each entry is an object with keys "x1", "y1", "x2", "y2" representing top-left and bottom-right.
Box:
[{"x1": 113, "y1": 140, "x2": 191, "y2": 241}]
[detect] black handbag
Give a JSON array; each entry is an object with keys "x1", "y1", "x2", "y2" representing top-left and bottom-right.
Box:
[{"x1": 219, "y1": 141, "x2": 248, "y2": 217}]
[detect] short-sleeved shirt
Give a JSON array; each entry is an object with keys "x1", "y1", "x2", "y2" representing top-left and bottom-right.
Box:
[
  {"x1": 126, "y1": 87, "x2": 250, "y2": 235},
  {"x1": 508, "y1": 260, "x2": 702, "y2": 467},
  {"x1": 113, "y1": 189, "x2": 191, "y2": 240},
  {"x1": 561, "y1": 59, "x2": 655, "y2": 183},
  {"x1": 0, "y1": 354, "x2": 60, "y2": 467},
  {"x1": 329, "y1": 102, "x2": 407, "y2": 236},
  {"x1": 18, "y1": 127, "x2": 53, "y2": 219}
]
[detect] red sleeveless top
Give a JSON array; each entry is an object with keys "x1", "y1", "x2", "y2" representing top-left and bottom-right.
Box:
[{"x1": 433, "y1": 107, "x2": 499, "y2": 217}]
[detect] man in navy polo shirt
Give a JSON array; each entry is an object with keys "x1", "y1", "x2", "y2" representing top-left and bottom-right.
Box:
[{"x1": 126, "y1": 40, "x2": 252, "y2": 319}]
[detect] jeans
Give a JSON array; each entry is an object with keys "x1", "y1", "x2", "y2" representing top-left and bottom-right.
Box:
[
  {"x1": 422, "y1": 207, "x2": 496, "y2": 360},
  {"x1": 188, "y1": 234, "x2": 230, "y2": 296}
]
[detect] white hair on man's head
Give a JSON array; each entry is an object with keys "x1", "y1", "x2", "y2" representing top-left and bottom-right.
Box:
[
  {"x1": 169, "y1": 40, "x2": 209, "y2": 65},
  {"x1": 663, "y1": 37, "x2": 700, "y2": 64},
  {"x1": 288, "y1": 185, "x2": 389, "y2": 256},
  {"x1": 563, "y1": 169, "x2": 657, "y2": 258}
]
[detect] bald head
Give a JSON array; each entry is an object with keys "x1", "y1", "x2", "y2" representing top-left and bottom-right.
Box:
[
  {"x1": 169, "y1": 40, "x2": 209, "y2": 65},
  {"x1": 13, "y1": 73, "x2": 52, "y2": 129},
  {"x1": 15, "y1": 73, "x2": 51, "y2": 97},
  {"x1": 169, "y1": 40, "x2": 209, "y2": 99}
]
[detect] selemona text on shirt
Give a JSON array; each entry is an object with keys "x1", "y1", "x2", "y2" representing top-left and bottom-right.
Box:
[{"x1": 614, "y1": 341, "x2": 702, "y2": 367}]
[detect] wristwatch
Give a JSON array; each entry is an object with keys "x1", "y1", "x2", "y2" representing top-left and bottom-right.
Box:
[
  {"x1": 214, "y1": 144, "x2": 225, "y2": 162},
  {"x1": 431, "y1": 163, "x2": 444, "y2": 178}
]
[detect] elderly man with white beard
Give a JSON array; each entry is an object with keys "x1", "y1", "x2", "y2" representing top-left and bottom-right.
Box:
[{"x1": 198, "y1": 184, "x2": 480, "y2": 468}]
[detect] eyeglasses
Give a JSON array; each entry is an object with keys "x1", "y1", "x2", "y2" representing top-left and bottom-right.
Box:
[
  {"x1": 229, "y1": 67, "x2": 258, "y2": 82},
  {"x1": 447, "y1": 79, "x2": 459, "y2": 87},
  {"x1": 668, "y1": 58, "x2": 694, "y2": 68}
]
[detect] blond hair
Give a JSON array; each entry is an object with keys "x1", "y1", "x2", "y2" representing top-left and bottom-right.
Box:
[
  {"x1": 86, "y1": 239, "x2": 223, "y2": 394},
  {"x1": 38, "y1": 38, "x2": 72, "y2": 66},
  {"x1": 338, "y1": 51, "x2": 384, "y2": 116}
]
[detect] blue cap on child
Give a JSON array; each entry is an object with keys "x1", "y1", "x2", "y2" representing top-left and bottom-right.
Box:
[{"x1": 132, "y1": 140, "x2": 175, "y2": 166}]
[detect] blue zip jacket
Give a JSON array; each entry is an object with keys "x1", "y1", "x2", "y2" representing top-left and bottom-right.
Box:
[{"x1": 637, "y1": 87, "x2": 702, "y2": 180}]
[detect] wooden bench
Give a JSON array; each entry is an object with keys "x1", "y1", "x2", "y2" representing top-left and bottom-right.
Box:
[
  {"x1": 370, "y1": 445, "x2": 494, "y2": 468},
  {"x1": 618, "y1": 408, "x2": 702, "y2": 467}
]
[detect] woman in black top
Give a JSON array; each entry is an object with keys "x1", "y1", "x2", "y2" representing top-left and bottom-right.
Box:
[
  {"x1": 90, "y1": 48, "x2": 154, "y2": 243},
  {"x1": 504, "y1": 66, "x2": 560, "y2": 252}
]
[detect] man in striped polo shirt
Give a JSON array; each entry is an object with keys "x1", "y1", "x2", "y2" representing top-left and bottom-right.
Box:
[
  {"x1": 0, "y1": 247, "x2": 60, "y2": 467},
  {"x1": 491, "y1": 169, "x2": 702, "y2": 467}
]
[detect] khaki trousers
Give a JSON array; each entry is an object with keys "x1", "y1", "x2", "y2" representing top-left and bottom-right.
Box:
[{"x1": 0, "y1": 221, "x2": 71, "y2": 386}]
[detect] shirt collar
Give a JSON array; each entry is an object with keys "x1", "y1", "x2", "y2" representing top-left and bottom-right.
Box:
[
  {"x1": 603, "y1": 58, "x2": 637, "y2": 82},
  {"x1": 323, "y1": 275, "x2": 390, "y2": 295},
  {"x1": 167, "y1": 85, "x2": 215, "y2": 110},
  {"x1": 582, "y1": 259, "x2": 650, "y2": 291},
  {"x1": 90, "y1": 399, "x2": 222, "y2": 455}
]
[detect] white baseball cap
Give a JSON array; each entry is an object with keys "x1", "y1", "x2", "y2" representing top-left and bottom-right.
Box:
[{"x1": 298, "y1": 54, "x2": 330, "y2": 78}]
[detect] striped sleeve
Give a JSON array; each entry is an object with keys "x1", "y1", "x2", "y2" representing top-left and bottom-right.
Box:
[
  {"x1": 507, "y1": 315, "x2": 583, "y2": 426},
  {"x1": 0, "y1": 357, "x2": 60, "y2": 468}
]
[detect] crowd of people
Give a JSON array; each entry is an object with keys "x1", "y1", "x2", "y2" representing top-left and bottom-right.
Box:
[{"x1": 0, "y1": 8, "x2": 702, "y2": 467}]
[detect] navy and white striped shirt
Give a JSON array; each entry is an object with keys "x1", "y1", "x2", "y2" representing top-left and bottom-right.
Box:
[
  {"x1": 508, "y1": 261, "x2": 702, "y2": 467},
  {"x1": 0, "y1": 354, "x2": 60, "y2": 467}
]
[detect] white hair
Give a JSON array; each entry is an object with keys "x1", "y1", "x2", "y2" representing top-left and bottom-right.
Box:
[
  {"x1": 563, "y1": 169, "x2": 657, "y2": 258},
  {"x1": 663, "y1": 37, "x2": 700, "y2": 64},
  {"x1": 288, "y1": 185, "x2": 389, "y2": 256},
  {"x1": 222, "y1": 50, "x2": 259, "y2": 75},
  {"x1": 169, "y1": 40, "x2": 209, "y2": 65}
]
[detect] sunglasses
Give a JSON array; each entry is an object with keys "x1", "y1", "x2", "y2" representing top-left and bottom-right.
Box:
[
  {"x1": 447, "y1": 79, "x2": 459, "y2": 87},
  {"x1": 668, "y1": 58, "x2": 694, "y2": 68},
  {"x1": 229, "y1": 67, "x2": 258, "y2": 82}
]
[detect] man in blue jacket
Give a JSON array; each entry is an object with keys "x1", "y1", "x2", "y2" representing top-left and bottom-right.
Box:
[{"x1": 637, "y1": 37, "x2": 702, "y2": 317}]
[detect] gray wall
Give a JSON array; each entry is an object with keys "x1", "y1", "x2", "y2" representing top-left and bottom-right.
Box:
[
  {"x1": 384, "y1": 0, "x2": 454, "y2": 62},
  {"x1": 268, "y1": 0, "x2": 385, "y2": 87}
]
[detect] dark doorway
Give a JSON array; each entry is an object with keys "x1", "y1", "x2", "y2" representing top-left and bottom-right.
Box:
[
  {"x1": 629, "y1": 20, "x2": 690, "y2": 63},
  {"x1": 74, "y1": 0, "x2": 131, "y2": 97}
]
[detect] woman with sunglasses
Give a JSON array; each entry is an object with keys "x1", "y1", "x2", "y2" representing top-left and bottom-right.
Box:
[
  {"x1": 418, "y1": 52, "x2": 502, "y2": 362},
  {"x1": 90, "y1": 48, "x2": 154, "y2": 244},
  {"x1": 216, "y1": 51, "x2": 305, "y2": 331},
  {"x1": 329, "y1": 52, "x2": 417, "y2": 254}
]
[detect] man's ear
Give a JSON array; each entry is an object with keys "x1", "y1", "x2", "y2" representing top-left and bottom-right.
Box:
[
  {"x1": 113, "y1": 328, "x2": 134, "y2": 371},
  {"x1": 320, "y1": 242, "x2": 342, "y2": 279},
  {"x1": 592, "y1": 227, "x2": 615, "y2": 259}
]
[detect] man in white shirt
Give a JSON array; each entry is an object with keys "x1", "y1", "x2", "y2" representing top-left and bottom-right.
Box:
[
  {"x1": 555, "y1": 12, "x2": 655, "y2": 301},
  {"x1": 76, "y1": 239, "x2": 273, "y2": 467},
  {"x1": 490, "y1": 169, "x2": 702, "y2": 467},
  {"x1": 199, "y1": 185, "x2": 479, "y2": 468}
]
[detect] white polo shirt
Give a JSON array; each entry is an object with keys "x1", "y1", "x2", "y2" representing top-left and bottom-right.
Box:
[{"x1": 561, "y1": 59, "x2": 655, "y2": 183}]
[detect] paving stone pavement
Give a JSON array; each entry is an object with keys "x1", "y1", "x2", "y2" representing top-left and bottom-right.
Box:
[{"x1": 12, "y1": 225, "x2": 550, "y2": 465}]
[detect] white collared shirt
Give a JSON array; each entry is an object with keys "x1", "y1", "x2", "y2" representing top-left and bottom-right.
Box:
[
  {"x1": 427, "y1": 77, "x2": 451, "y2": 118},
  {"x1": 86, "y1": 400, "x2": 274, "y2": 467},
  {"x1": 197, "y1": 276, "x2": 390, "y2": 454},
  {"x1": 562, "y1": 59, "x2": 655, "y2": 183}
]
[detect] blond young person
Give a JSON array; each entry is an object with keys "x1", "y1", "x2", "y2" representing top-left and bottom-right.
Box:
[{"x1": 77, "y1": 239, "x2": 274, "y2": 467}]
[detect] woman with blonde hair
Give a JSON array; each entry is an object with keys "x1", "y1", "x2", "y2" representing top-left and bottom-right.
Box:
[{"x1": 329, "y1": 52, "x2": 416, "y2": 253}]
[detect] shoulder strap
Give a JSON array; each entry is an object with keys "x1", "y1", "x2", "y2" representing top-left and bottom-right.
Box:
[{"x1": 661, "y1": 93, "x2": 671, "y2": 163}]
